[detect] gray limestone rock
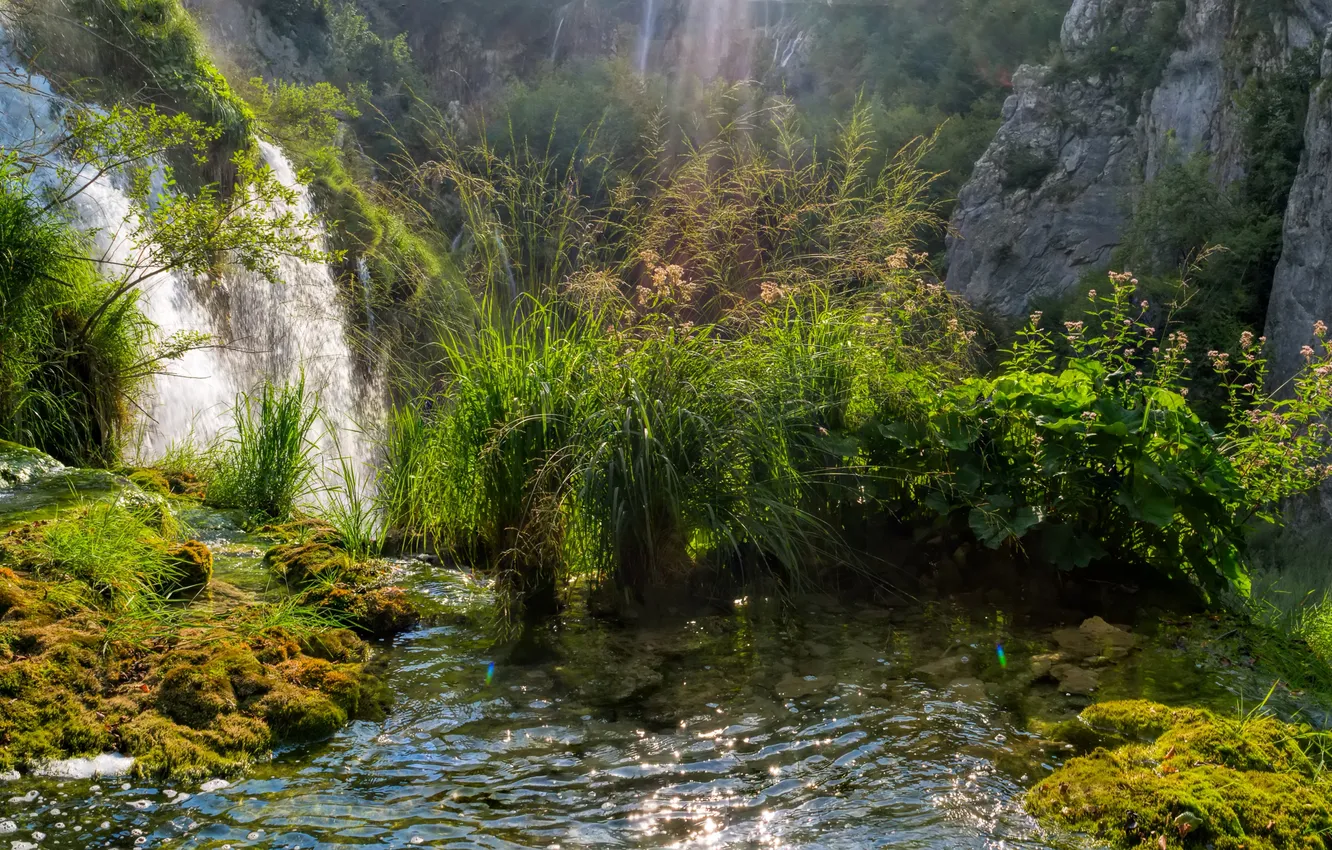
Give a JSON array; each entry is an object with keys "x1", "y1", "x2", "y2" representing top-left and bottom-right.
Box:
[{"x1": 1266, "y1": 29, "x2": 1332, "y2": 384}]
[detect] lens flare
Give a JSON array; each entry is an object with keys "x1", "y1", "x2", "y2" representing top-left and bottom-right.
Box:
[
  {"x1": 486, "y1": 661, "x2": 496, "y2": 685},
  {"x1": 996, "y1": 643, "x2": 1007, "y2": 668}
]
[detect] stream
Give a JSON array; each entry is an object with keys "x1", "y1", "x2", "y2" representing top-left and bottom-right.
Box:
[{"x1": 0, "y1": 499, "x2": 1267, "y2": 850}]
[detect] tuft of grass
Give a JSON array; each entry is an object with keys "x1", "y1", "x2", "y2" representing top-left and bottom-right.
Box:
[
  {"x1": 320, "y1": 451, "x2": 384, "y2": 562},
  {"x1": 208, "y1": 377, "x2": 319, "y2": 522},
  {"x1": 27, "y1": 501, "x2": 182, "y2": 608}
]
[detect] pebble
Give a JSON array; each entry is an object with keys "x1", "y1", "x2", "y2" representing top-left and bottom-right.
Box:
[
  {"x1": 31, "y1": 833, "x2": 44, "y2": 841},
  {"x1": 7, "y1": 791, "x2": 38, "y2": 804},
  {"x1": 247, "y1": 832, "x2": 261, "y2": 840},
  {"x1": 0, "y1": 822, "x2": 14, "y2": 835},
  {"x1": 199, "y1": 779, "x2": 229, "y2": 793},
  {"x1": 129, "y1": 800, "x2": 152, "y2": 810},
  {"x1": 99, "y1": 822, "x2": 110, "y2": 830},
  {"x1": 410, "y1": 838, "x2": 424, "y2": 845},
  {"x1": 0, "y1": 771, "x2": 19, "y2": 782},
  {"x1": 120, "y1": 783, "x2": 130, "y2": 790}
]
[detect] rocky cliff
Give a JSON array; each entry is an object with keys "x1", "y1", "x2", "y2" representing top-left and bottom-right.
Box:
[
  {"x1": 1266, "y1": 32, "x2": 1332, "y2": 380},
  {"x1": 946, "y1": 0, "x2": 1332, "y2": 382}
]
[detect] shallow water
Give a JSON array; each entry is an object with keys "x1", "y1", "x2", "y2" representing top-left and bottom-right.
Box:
[{"x1": 2, "y1": 548, "x2": 1264, "y2": 850}]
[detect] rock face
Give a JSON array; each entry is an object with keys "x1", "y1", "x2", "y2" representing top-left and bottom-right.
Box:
[
  {"x1": 945, "y1": 65, "x2": 1138, "y2": 317},
  {"x1": 1266, "y1": 32, "x2": 1332, "y2": 382},
  {"x1": 946, "y1": 0, "x2": 1332, "y2": 322}
]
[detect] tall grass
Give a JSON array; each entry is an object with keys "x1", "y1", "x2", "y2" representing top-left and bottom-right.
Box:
[
  {"x1": 321, "y1": 451, "x2": 384, "y2": 562},
  {"x1": 379, "y1": 98, "x2": 978, "y2": 616},
  {"x1": 0, "y1": 175, "x2": 152, "y2": 466},
  {"x1": 208, "y1": 377, "x2": 319, "y2": 521},
  {"x1": 382, "y1": 283, "x2": 966, "y2": 615}
]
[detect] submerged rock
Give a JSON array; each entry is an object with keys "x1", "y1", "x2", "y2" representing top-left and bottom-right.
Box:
[
  {"x1": 1029, "y1": 699, "x2": 1332, "y2": 849},
  {"x1": 1053, "y1": 616, "x2": 1137, "y2": 660}
]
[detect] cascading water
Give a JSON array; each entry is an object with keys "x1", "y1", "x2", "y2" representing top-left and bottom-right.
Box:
[
  {"x1": 635, "y1": 0, "x2": 655, "y2": 73},
  {"x1": 0, "y1": 37, "x2": 382, "y2": 498}
]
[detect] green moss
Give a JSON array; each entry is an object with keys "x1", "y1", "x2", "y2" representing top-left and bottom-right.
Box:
[
  {"x1": 255, "y1": 682, "x2": 347, "y2": 742},
  {"x1": 156, "y1": 665, "x2": 237, "y2": 728},
  {"x1": 0, "y1": 543, "x2": 383, "y2": 778},
  {"x1": 128, "y1": 468, "x2": 172, "y2": 497},
  {"x1": 264, "y1": 541, "x2": 353, "y2": 585},
  {"x1": 1029, "y1": 700, "x2": 1332, "y2": 849},
  {"x1": 122, "y1": 711, "x2": 270, "y2": 781},
  {"x1": 165, "y1": 539, "x2": 214, "y2": 591}
]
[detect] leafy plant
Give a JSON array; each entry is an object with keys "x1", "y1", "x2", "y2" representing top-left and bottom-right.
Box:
[{"x1": 891, "y1": 273, "x2": 1332, "y2": 597}]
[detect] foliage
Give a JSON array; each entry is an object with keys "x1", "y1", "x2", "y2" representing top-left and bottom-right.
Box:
[
  {"x1": 382, "y1": 285, "x2": 970, "y2": 616},
  {"x1": 1048, "y1": 0, "x2": 1187, "y2": 107},
  {"x1": 5, "y1": 0, "x2": 255, "y2": 173},
  {"x1": 1, "y1": 501, "x2": 181, "y2": 614},
  {"x1": 320, "y1": 453, "x2": 384, "y2": 562},
  {"x1": 415, "y1": 96, "x2": 945, "y2": 315},
  {"x1": 894, "y1": 275, "x2": 1332, "y2": 598},
  {"x1": 208, "y1": 378, "x2": 320, "y2": 521}
]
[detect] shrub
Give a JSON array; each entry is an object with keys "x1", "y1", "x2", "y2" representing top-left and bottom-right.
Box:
[{"x1": 886, "y1": 274, "x2": 1332, "y2": 598}]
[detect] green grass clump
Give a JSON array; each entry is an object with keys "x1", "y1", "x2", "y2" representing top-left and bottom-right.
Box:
[
  {"x1": 0, "y1": 177, "x2": 152, "y2": 467},
  {"x1": 1029, "y1": 699, "x2": 1332, "y2": 850},
  {"x1": 13, "y1": 501, "x2": 182, "y2": 611},
  {"x1": 207, "y1": 378, "x2": 319, "y2": 522}
]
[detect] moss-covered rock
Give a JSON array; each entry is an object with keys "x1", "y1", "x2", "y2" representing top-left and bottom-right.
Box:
[
  {"x1": 264, "y1": 541, "x2": 352, "y2": 585},
  {"x1": 0, "y1": 441, "x2": 64, "y2": 489},
  {"x1": 127, "y1": 468, "x2": 171, "y2": 497},
  {"x1": 121, "y1": 711, "x2": 271, "y2": 781},
  {"x1": 264, "y1": 541, "x2": 418, "y2": 638},
  {"x1": 165, "y1": 539, "x2": 213, "y2": 591},
  {"x1": 1028, "y1": 699, "x2": 1332, "y2": 849},
  {"x1": 255, "y1": 683, "x2": 347, "y2": 742},
  {"x1": 0, "y1": 527, "x2": 387, "y2": 780}
]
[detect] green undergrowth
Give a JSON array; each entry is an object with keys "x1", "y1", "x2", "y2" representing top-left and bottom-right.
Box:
[
  {"x1": 0, "y1": 501, "x2": 408, "y2": 779},
  {"x1": 1030, "y1": 699, "x2": 1332, "y2": 850},
  {"x1": 202, "y1": 378, "x2": 318, "y2": 522}
]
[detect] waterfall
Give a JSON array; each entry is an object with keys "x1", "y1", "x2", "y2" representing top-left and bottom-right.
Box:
[
  {"x1": 635, "y1": 0, "x2": 655, "y2": 74},
  {"x1": 356, "y1": 256, "x2": 375, "y2": 336},
  {"x1": 0, "y1": 39, "x2": 382, "y2": 499},
  {"x1": 550, "y1": 14, "x2": 565, "y2": 63}
]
